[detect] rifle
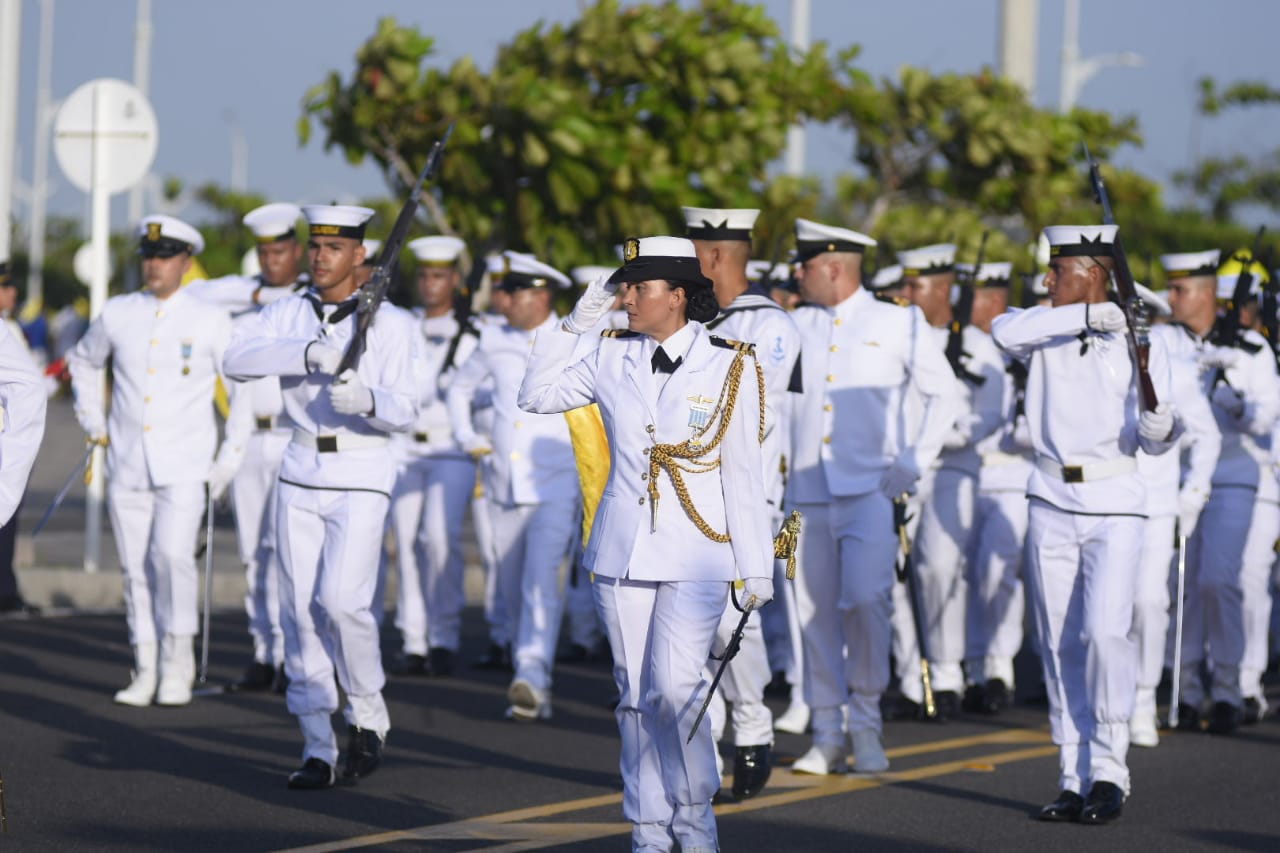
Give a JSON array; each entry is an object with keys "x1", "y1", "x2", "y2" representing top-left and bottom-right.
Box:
[
  {"x1": 946, "y1": 232, "x2": 989, "y2": 385},
  {"x1": 336, "y1": 124, "x2": 453, "y2": 375},
  {"x1": 893, "y1": 496, "x2": 937, "y2": 720},
  {"x1": 1212, "y1": 228, "x2": 1267, "y2": 351},
  {"x1": 441, "y1": 234, "x2": 499, "y2": 374},
  {"x1": 1081, "y1": 142, "x2": 1158, "y2": 412}
]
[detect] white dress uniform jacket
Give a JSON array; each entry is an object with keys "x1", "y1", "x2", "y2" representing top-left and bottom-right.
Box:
[
  {"x1": 68, "y1": 288, "x2": 231, "y2": 488},
  {"x1": 519, "y1": 322, "x2": 773, "y2": 583},
  {"x1": 396, "y1": 309, "x2": 479, "y2": 461},
  {"x1": 0, "y1": 322, "x2": 47, "y2": 525}
]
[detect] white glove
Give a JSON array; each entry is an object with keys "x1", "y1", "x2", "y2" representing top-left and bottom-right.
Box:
[
  {"x1": 86, "y1": 432, "x2": 109, "y2": 448},
  {"x1": 207, "y1": 462, "x2": 237, "y2": 503},
  {"x1": 1086, "y1": 301, "x2": 1127, "y2": 333},
  {"x1": 1137, "y1": 403, "x2": 1175, "y2": 443},
  {"x1": 562, "y1": 272, "x2": 619, "y2": 334},
  {"x1": 742, "y1": 577, "x2": 774, "y2": 612},
  {"x1": 878, "y1": 454, "x2": 920, "y2": 499},
  {"x1": 460, "y1": 433, "x2": 493, "y2": 458},
  {"x1": 1198, "y1": 347, "x2": 1243, "y2": 371},
  {"x1": 1211, "y1": 384, "x2": 1246, "y2": 419},
  {"x1": 942, "y1": 415, "x2": 975, "y2": 451},
  {"x1": 1177, "y1": 486, "x2": 1208, "y2": 536},
  {"x1": 328, "y1": 369, "x2": 374, "y2": 416},
  {"x1": 306, "y1": 342, "x2": 344, "y2": 375}
]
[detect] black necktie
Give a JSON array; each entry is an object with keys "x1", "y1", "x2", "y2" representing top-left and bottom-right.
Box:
[
  {"x1": 651, "y1": 347, "x2": 683, "y2": 375},
  {"x1": 304, "y1": 292, "x2": 360, "y2": 324}
]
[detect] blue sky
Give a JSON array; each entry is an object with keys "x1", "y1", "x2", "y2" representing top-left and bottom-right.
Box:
[{"x1": 11, "y1": 0, "x2": 1280, "y2": 228}]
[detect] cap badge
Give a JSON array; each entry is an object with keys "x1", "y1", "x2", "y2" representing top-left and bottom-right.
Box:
[
  {"x1": 147, "y1": 222, "x2": 162, "y2": 241},
  {"x1": 623, "y1": 238, "x2": 640, "y2": 263}
]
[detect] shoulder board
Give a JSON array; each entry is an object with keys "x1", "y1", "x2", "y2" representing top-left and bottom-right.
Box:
[
  {"x1": 709, "y1": 335, "x2": 755, "y2": 353},
  {"x1": 600, "y1": 328, "x2": 641, "y2": 339}
]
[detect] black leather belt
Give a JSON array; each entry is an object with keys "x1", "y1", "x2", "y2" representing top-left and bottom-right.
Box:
[
  {"x1": 414, "y1": 432, "x2": 430, "y2": 443},
  {"x1": 316, "y1": 436, "x2": 338, "y2": 453},
  {"x1": 255, "y1": 416, "x2": 275, "y2": 430}
]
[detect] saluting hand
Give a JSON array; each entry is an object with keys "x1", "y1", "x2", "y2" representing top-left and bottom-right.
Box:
[{"x1": 562, "y1": 271, "x2": 619, "y2": 334}]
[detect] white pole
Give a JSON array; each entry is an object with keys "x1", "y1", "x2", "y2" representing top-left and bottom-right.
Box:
[
  {"x1": 784, "y1": 0, "x2": 809, "y2": 177},
  {"x1": 1059, "y1": 0, "x2": 1080, "y2": 111},
  {"x1": 0, "y1": 0, "x2": 23, "y2": 262},
  {"x1": 84, "y1": 82, "x2": 110, "y2": 575},
  {"x1": 124, "y1": 0, "x2": 152, "y2": 290},
  {"x1": 27, "y1": 0, "x2": 56, "y2": 310},
  {"x1": 998, "y1": 0, "x2": 1038, "y2": 101}
]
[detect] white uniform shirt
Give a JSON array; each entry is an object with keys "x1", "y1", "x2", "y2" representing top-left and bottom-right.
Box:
[
  {"x1": 68, "y1": 288, "x2": 231, "y2": 489},
  {"x1": 933, "y1": 324, "x2": 1007, "y2": 477},
  {"x1": 184, "y1": 273, "x2": 304, "y2": 319},
  {"x1": 992, "y1": 303, "x2": 1180, "y2": 515},
  {"x1": 393, "y1": 309, "x2": 480, "y2": 462},
  {"x1": 519, "y1": 321, "x2": 772, "y2": 583},
  {"x1": 447, "y1": 313, "x2": 579, "y2": 507},
  {"x1": 0, "y1": 322, "x2": 47, "y2": 524},
  {"x1": 222, "y1": 290, "x2": 420, "y2": 495},
  {"x1": 976, "y1": 352, "x2": 1034, "y2": 493},
  {"x1": 1137, "y1": 324, "x2": 1221, "y2": 516},
  {"x1": 788, "y1": 286, "x2": 960, "y2": 502},
  {"x1": 706, "y1": 289, "x2": 802, "y2": 506},
  {"x1": 1191, "y1": 327, "x2": 1280, "y2": 493}
]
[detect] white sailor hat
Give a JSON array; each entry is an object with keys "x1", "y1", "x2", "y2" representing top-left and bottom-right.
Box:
[
  {"x1": 138, "y1": 214, "x2": 204, "y2": 255},
  {"x1": 897, "y1": 244, "x2": 956, "y2": 277},
  {"x1": 1042, "y1": 224, "x2": 1118, "y2": 258},
  {"x1": 496, "y1": 250, "x2": 571, "y2": 291},
  {"x1": 1160, "y1": 250, "x2": 1220, "y2": 280},
  {"x1": 1028, "y1": 272, "x2": 1049, "y2": 296},
  {"x1": 1134, "y1": 282, "x2": 1172, "y2": 317},
  {"x1": 870, "y1": 264, "x2": 903, "y2": 290},
  {"x1": 682, "y1": 207, "x2": 760, "y2": 242},
  {"x1": 570, "y1": 265, "x2": 615, "y2": 287},
  {"x1": 485, "y1": 252, "x2": 509, "y2": 276},
  {"x1": 1216, "y1": 250, "x2": 1270, "y2": 301},
  {"x1": 610, "y1": 236, "x2": 717, "y2": 322},
  {"x1": 745, "y1": 259, "x2": 772, "y2": 282},
  {"x1": 956, "y1": 261, "x2": 1013, "y2": 287},
  {"x1": 793, "y1": 218, "x2": 876, "y2": 261},
  {"x1": 300, "y1": 204, "x2": 374, "y2": 241},
  {"x1": 242, "y1": 203, "x2": 302, "y2": 244},
  {"x1": 408, "y1": 235, "x2": 466, "y2": 267}
]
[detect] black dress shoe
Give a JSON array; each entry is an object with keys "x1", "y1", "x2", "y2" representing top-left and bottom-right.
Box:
[
  {"x1": 933, "y1": 690, "x2": 961, "y2": 721},
  {"x1": 389, "y1": 652, "x2": 428, "y2": 676},
  {"x1": 962, "y1": 683, "x2": 987, "y2": 713},
  {"x1": 732, "y1": 745, "x2": 772, "y2": 800},
  {"x1": 881, "y1": 694, "x2": 923, "y2": 721},
  {"x1": 982, "y1": 679, "x2": 1010, "y2": 714},
  {"x1": 272, "y1": 665, "x2": 289, "y2": 694},
  {"x1": 1035, "y1": 790, "x2": 1084, "y2": 822},
  {"x1": 556, "y1": 643, "x2": 590, "y2": 664},
  {"x1": 1242, "y1": 696, "x2": 1265, "y2": 724},
  {"x1": 472, "y1": 643, "x2": 513, "y2": 671},
  {"x1": 0, "y1": 595, "x2": 40, "y2": 616},
  {"x1": 764, "y1": 670, "x2": 790, "y2": 698},
  {"x1": 1206, "y1": 701, "x2": 1242, "y2": 735},
  {"x1": 288, "y1": 757, "x2": 335, "y2": 790},
  {"x1": 1079, "y1": 781, "x2": 1124, "y2": 824},
  {"x1": 1175, "y1": 702, "x2": 1202, "y2": 732},
  {"x1": 427, "y1": 647, "x2": 455, "y2": 677},
  {"x1": 342, "y1": 725, "x2": 384, "y2": 780},
  {"x1": 230, "y1": 661, "x2": 275, "y2": 692}
]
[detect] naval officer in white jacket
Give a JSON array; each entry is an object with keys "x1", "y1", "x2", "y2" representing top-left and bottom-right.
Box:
[
  {"x1": 223, "y1": 204, "x2": 420, "y2": 790},
  {"x1": 519, "y1": 236, "x2": 773, "y2": 853}
]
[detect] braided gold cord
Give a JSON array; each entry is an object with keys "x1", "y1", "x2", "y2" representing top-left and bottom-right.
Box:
[{"x1": 646, "y1": 349, "x2": 766, "y2": 543}]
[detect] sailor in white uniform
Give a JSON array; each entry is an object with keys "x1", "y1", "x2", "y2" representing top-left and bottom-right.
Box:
[
  {"x1": 223, "y1": 205, "x2": 421, "y2": 789},
  {"x1": 993, "y1": 224, "x2": 1182, "y2": 824},
  {"x1": 67, "y1": 215, "x2": 233, "y2": 708},
  {"x1": 519, "y1": 235, "x2": 773, "y2": 853},
  {"x1": 0, "y1": 259, "x2": 47, "y2": 528}
]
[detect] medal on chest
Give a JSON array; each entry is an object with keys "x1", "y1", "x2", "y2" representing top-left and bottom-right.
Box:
[
  {"x1": 181, "y1": 339, "x2": 193, "y2": 375},
  {"x1": 687, "y1": 394, "x2": 715, "y2": 443}
]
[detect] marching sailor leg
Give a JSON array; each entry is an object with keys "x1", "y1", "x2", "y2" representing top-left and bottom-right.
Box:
[
  {"x1": 1130, "y1": 513, "x2": 1175, "y2": 746},
  {"x1": 420, "y1": 456, "x2": 476, "y2": 669},
  {"x1": 1239, "y1": 497, "x2": 1279, "y2": 721},
  {"x1": 389, "y1": 459, "x2": 430, "y2": 673},
  {"x1": 107, "y1": 484, "x2": 161, "y2": 705}
]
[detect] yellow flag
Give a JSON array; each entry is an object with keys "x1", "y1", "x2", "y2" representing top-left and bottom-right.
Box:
[{"x1": 563, "y1": 403, "x2": 611, "y2": 547}]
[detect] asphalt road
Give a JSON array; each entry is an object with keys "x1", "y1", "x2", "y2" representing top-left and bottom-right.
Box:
[{"x1": 1, "y1": 607, "x2": 1278, "y2": 853}]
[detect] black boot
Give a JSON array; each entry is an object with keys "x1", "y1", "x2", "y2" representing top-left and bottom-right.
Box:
[
  {"x1": 342, "y1": 725, "x2": 384, "y2": 780},
  {"x1": 1035, "y1": 790, "x2": 1084, "y2": 822},
  {"x1": 427, "y1": 647, "x2": 455, "y2": 677},
  {"x1": 230, "y1": 661, "x2": 275, "y2": 692},
  {"x1": 1242, "y1": 696, "x2": 1265, "y2": 724},
  {"x1": 1175, "y1": 702, "x2": 1202, "y2": 732},
  {"x1": 881, "y1": 694, "x2": 923, "y2": 721},
  {"x1": 932, "y1": 690, "x2": 961, "y2": 721},
  {"x1": 1079, "y1": 781, "x2": 1124, "y2": 824},
  {"x1": 1206, "y1": 701, "x2": 1241, "y2": 735},
  {"x1": 982, "y1": 679, "x2": 1010, "y2": 714},
  {"x1": 287, "y1": 757, "x2": 335, "y2": 790},
  {"x1": 962, "y1": 683, "x2": 987, "y2": 714},
  {"x1": 731, "y1": 745, "x2": 772, "y2": 800},
  {"x1": 272, "y1": 664, "x2": 289, "y2": 694},
  {"x1": 389, "y1": 652, "x2": 428, "y2": 676}
]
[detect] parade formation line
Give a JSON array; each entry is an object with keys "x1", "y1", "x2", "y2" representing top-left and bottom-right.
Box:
[{"x1": 272, "y1": 728, "x2": 1057, "y2": 852}]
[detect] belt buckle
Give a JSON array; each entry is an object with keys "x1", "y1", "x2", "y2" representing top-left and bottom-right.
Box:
[
  {"x1": 414, "y1": 432, "x2": 429, "y2": 443},
  {"x1": 1061, "y1": 465, "x2": 1084, "y2": 483},
  {"x1": 317, "y1": 435, "x2": 339, "y2": 453},
  {"x1": 255, "y1": 416, "x2": 272, "y2": 430}
]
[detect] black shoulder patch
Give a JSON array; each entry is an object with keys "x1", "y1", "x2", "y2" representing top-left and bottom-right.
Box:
[
  {"x1": 600, "y1": 328, "x2": 641, "y2": 339},
  {"x1": 709, "y1": 335, "x2": 755, "y2": 353}
]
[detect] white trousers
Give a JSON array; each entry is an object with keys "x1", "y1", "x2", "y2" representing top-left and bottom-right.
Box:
[
  {"x1": 1024, "y1": 500, "x2": 1141, "y2": 794},
  {"x1": 594, "y1": 576, "x2": 724, "y2": 853},
  {"x1": 965, "y1": 488, "x2": 1027, "y2": 687},
  {"x1": 391, "y1": 455, "x2": 475, "y2": 654},
  {"x1": 107, "y1": 481, "x2": 205, "y2": 646},
  {"x1": 793, "y1": 492, "x2": 897, "y2": 735},
  {"x1": 707, "y1": 598, "x2": 773, "y2": 747},
  {"x1": 1241, "y1": 497, "x2": 1280, "y2": 701},
  {"x1": 276, "y1": 482, "x2": 390, "y2": 765},
  {"x1": 563, "y1": 538, "x2": 603, "y2": 649},
  {"x1": 489, "y1": 498, "x2": 578, "y2": 691},
  {"x1": 231, "y1": 430, "x2": 290, "y2": 665},
  {"x1": 912, "y1": 468, "x2": 977, "y2": 692},
  {"x1": 1181, "y1": 487, "x2": 1254, "y2": 706},
  {"x1": 1132, "y1": 514, "x2": 1175, "y2": 716},
  {"x1": 473, "y1": 488, "x2": 507, "y2": 647}
]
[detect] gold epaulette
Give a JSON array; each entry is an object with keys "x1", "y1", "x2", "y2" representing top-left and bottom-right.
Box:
[
  {"x1": 709, "y1": 335, "x2": 755, "y2": 353},
  {"x1": 600, "y1": 328, "x2": 641, "y2": 339}
]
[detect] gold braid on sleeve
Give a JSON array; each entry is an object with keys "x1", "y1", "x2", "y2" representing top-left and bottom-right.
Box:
[{"x1": 646, "y1": 349, "x2": 766, "y2": 543}]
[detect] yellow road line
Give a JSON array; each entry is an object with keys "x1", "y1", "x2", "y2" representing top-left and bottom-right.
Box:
[{"x1": 273, "y1": 728, "x2": 1056, "y2": 853}]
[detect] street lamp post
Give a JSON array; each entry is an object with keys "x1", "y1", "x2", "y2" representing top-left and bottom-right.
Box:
[{"x1": 1058, "y1": 0, "x2": 1143, "y2": 112}]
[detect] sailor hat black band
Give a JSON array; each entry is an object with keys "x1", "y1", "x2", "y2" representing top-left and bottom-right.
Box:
[
  {"x1": 301, "y1": 204, "x2": 375, "y2": 241},
  {"x1": 1043, "y1": 224, "x2": 1118, "y2": 259},
  {"x1": 607, "y1": 236, "x2": 713, "y2": 290},
  {"x1": 138, "y1": 214, "x2": 204, "y2": 256},
  {"x1": 1160, "y1": 250, "x2": 1220, "y2": 280},
  {"x1": 682, "y1": 207, "x2": 760, "y2": 242},
  {"x1": 793, "y1": 217, "x2": 876, "y2": 262}
]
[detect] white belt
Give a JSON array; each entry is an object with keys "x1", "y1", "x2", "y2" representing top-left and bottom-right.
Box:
[
  {"x1": 1035, "y1": 455, "x2": 1136, "y2": 484},
  {"x1": 292, "y1": 429, "x2": 388, "y2": 453},
  {"x1": 982, "y1": 451, "x2": 1028, "y2": 468}
]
